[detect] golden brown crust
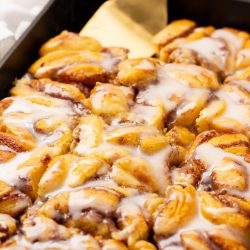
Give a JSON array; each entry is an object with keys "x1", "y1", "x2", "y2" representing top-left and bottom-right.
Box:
[
  {"x1": 180, "y1": 231, "x2": 211, "y2": 250},
  {"x1": 155, "y1": 22, "x2": 250, "y2": 78},
  {"x1": 153, "y1": 19, "x2": 197, "y2": 48},
  {"x1": 29, "y1": 47, "x2": 128, "y2": 86},
  {"x1": 0, "y1": 181, "x2": 31, "y2": 217},
  {"x1": 116, "y1": 58, "x2": 161, "y2": 88},
  {"x1": 1, "y1": 25, "x2": 250, "y2": 249},
  {"x1": 39, "y1": 30, "x2": 102, "y2": 56},
  {"x1": 0, "y1": 132, "x2": 34, "y2": 152},
  {"x1": 30, "y1": 78, "x2": 86, "y2": 103},
  {"x1": 0, "y1": 150, "x2": 16, "y2": 163}
]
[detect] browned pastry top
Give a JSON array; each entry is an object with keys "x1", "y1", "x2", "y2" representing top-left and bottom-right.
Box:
[{"x1": 0, "y1": 25, "x2": 249, "y2": 250}]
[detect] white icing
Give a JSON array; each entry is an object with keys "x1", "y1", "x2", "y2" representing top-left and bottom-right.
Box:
[
  {"x1": 0, "y1": 213, "x2": 16, "y2": 222},
  {"x1": 119, "y1": 194, "x2": 151, "y2": 219},
  {"x1": 45, "y1": 178, "x2": 119, "y2": 198},
  {"x1": 0, "y1": 151, "x2": 32, "y2": 185},
  {"x1": 136, "y1": 146, "x2": 172, "y2": 194},
  {"x1": 236, "y1": 48, "x2": 250, "y2": 68},
  {"x1": 73, "y1": 123, "x2": 101, "y2": 155},
  {"x1": 100, "y1": 52, "x2": 121, "y2": 71},
  {"x1": 4, "y1": 96, "x2": 72, "y2": 115},
  {"x1": 230, "y1": 80, "x2": 250, "y2": 94},
  {"x1": 80, "y1": 141, "x2": 171, "y2": 193},
  {"x1": 0, "y1": 145, "x2": 16, "y2": 153},
  {"x1": 158, "y1": 193, "x2": 214, "y2": 249},
  {"x1": 135, "y1": 59, "x2": 156, "y2": 70},
  {"x1": 120, "y1": 194, "x2": 149, "y2": 208},
  {"x1": 195, "y1": 143, "x2": 250, "y2": 198},
  {"x1": 215, "y1": 89, "x2": 250, "y2": 127},
  {"x1": 181, "y1": 37, "x2": 227, "y2": 71},
  {"x1": 0, "y1": 95, "x2": 76, "y2": 187},
  {"x1": 130, "y1": 104, "x2": 162, "y2": 124},
  {"x1": 68, "y1": 188, "x2": 118, "y2": 220},
  {"x1": 23, "y1": 216, "x2": 48, "y2": 241},
  {"x1": 137, "y1": 65, "x2": 209, "y2": 113},
  {"x1": 5, "y1": 234, "x2": 100, "y2": 250},
  {"x1": 204, "y1": 206, "x2": 238, "y2": 215},
  {"x1": 212, "y1": 29, "x2": 243, "y2": 51}
]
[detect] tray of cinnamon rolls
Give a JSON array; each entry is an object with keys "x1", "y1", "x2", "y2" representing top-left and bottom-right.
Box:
[{"x1": 0, "y1": 0, "x2": 250, "y2": 249}]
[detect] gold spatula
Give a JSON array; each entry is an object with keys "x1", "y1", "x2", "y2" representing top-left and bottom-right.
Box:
[{"x1": 80, "y1": 0, "x2": 167, "y2": 58}]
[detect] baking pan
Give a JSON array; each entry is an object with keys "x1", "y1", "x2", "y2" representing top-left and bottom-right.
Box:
[
  {"x1": 1, "y1": 0, "x2": 250, "y2": 98},
  {"x1": 0, "y1": 0, "x2": 105, "y2": 97}
]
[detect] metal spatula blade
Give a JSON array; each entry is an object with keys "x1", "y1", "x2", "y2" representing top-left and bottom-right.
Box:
[{"x1": 80, "y1": 0, "x2": 167, "y2": 58}]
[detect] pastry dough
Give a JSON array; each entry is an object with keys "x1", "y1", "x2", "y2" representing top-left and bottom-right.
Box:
[
  {"x1": 154, "y1": 20, "x2": 249, "y2": 78},
  {"x1": 0, "y1": 22, "x2": 250, "y2": 249}
]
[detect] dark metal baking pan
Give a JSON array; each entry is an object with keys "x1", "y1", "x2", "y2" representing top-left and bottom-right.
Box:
[
  {"x1": 0, "y1": 0, "x2": 105, "y2": 97},
  {"x1": 1, "y1": 0, "x2": 250, "y2": 98}
]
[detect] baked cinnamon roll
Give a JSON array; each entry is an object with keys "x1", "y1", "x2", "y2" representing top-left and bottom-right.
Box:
[
  {"x1": 1, "y1": 21, "x2": 250, "y2": 249},
  {"x1": 29, "y1": 46, "x2": 128, "y2": 87},
  {"x1": 197, "y1": 76, "x2": 250, "y2": 137},
  {"x1": 116, "y1": 58, "x2": 219, "y2": 128},
  {"x1": 173, "y1": 130, "x2": 250, "y2": 198},
  {"x1": 154, "y1": 20, "x2": 249, "y2": 78},
  {"x1": 39, "y1": 31, "x2": 102, "y2": 56}
]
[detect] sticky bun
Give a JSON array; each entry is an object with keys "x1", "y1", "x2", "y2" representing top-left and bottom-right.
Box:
[
  {"x1": 0, "y1": 22, "x2": 249, "y2": 250},
  {"x1": 154, "y1": 19, "x2": 250, "y2": 79}
]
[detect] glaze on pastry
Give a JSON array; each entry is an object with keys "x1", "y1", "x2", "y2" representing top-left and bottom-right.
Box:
[{"x1": 0, "y1": 21, "x2": 249, "y2": 250}]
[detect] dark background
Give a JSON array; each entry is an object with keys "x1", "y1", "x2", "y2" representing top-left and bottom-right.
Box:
[{"x1": 1, "y1": 0, "x2": 250, "y2": 96}]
